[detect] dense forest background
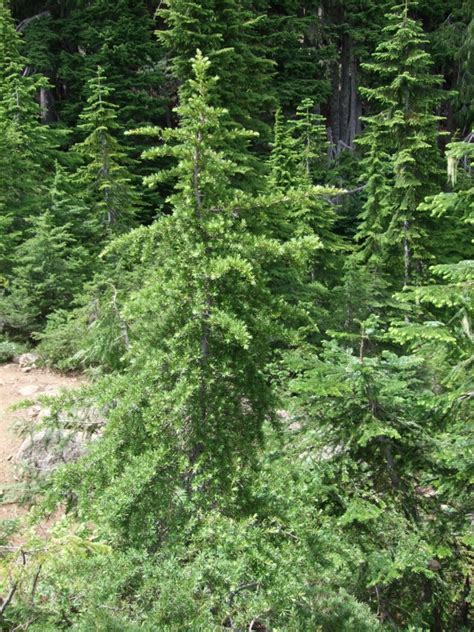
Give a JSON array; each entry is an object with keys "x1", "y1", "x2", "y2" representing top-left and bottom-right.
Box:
[{"x1": 0, "y1": 0, "x2": 472, "y2": 630}]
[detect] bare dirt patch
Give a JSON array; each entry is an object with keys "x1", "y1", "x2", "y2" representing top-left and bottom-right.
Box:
[{"x1": 0, "y1": 363, "x2": 83, "y2": 521}]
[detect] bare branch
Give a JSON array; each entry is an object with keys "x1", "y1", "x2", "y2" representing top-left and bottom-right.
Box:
[{"x1": 0, "y1": 582, "x2": 17, "y2": 616}]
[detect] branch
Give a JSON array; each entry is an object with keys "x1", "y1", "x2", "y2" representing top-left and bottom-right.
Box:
[
  {"x1": 30, "y1": 565, "x2": 43, "y2": 603},
  {"x1": 0, "y1": 582, "x2": 17, "y2": 616},
  {"x1": 16, "y1": 11, "x2": 51, "y2": 33},
  {"x1": 323, "y1": 183, "x2": 367, "y2": 206},
  {"x1": 108, "y1": 284, "x2": 130, "y2": 349},
  {"x1": 209, "y1": 186, "x2": 347, "y2": 215},
  {"x1": 227, "y1": 582, "x2": 260, "y2": 606}
]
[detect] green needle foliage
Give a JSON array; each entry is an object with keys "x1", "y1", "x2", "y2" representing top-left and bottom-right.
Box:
[
  {"x1": 0, "y1": 164, "x2": 89, "y2": 334},
  {"x1": 158, "y1": 0, "x2": 275, "y2": 143},
  {"x1": 0, "y1": 3, "x2": 472, "y2": 630},
  {"x1": 0, "y1": 4, "x2": 60, "y2": 282},
  {"x1": 74, "y1": 67, "x2": 139, "y2": 236},
  {"x1": 286, "y1": 334, "x2": 470, "y2": 628},
  {"x1": 357, "y1": 1, "x2": 447, "y2": 287},
  {"x1": 47, "y1": 51, "x2": 319, "y2": 546}
]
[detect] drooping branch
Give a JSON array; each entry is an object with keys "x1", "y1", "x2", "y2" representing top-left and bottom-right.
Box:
[{"x1": 16, "y1": 11, "x2": 51, "y2": 33}]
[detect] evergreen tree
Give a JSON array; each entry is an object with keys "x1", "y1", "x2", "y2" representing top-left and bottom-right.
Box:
[
  {"x1": 158, "y1": 0, "x2": 275, "y2": 143},
  {"x1": 267, "y1": 100, "x2": 341, "y2": 330},
  {"x1": 259, "y1": 1, "x2": 333, "y2": 113},
  {"x1": 0, "y1": 4, "x2": 472, "y2": 630},
  {"x1": 50, "y1": 52, "x2": 318, "y2": 545},
  {"x1": 356, "y1": 1, "x2": 446, "y2": 286},
  {"x1": 0, "y1": 165, "x2": 89, "y2": 334},
  {"x1": 0, "y1": 3, "x2": 59, "y2": 281},
  {"x1": 389, "y1": 135, "x2": 473, "y2": 500},
  {"x1": 269, "y1": 98, "x2": 328, "y2": 189},
  {"x1": 56, "y1": 0, "x2": 164, "y2": 130},
  {"x1": 73, "y1": 67, "x2": 139, "y2": 236},
  {"x1": 286, "y1": 333, "x2": 469, "y2": 628}
]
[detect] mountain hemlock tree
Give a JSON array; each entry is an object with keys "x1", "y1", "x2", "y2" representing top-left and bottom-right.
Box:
[
  {"x1": 267, "y1": 100, "x2": 341, "y2": 323},
  {"x1": 260, "y1": 0, "x2": 333, "y2": 113},
  {"x1": 0, "y1": 163, "x2": 90, "y2": 334},
  {"x1": 356, "y1": 0, "x2": 446, "y2": 287},
  {"x1": 74, "y1": 67, "x2": 139, "y2": 236},
  {"x1": 270, "y1": 98, "x2": 328, "y2": 190},
  {"x1": 0, "y1": 3, "x2": 58, "y2": 283},
  {"x1": 0, "y1": 3, "x2": 472, "y2": 630},
  {"x1": 286, "y1": 331, "x2": 469, "y2": 629},
  {"x1": 158, "y1": 0, "x2": 275, "y2": 143},
  {"x1": 55, "y1": 0, "x2": 164, "y2": 129},
  {"x1": 50, "y1": 51, "x2": 319, "y2": 545}
]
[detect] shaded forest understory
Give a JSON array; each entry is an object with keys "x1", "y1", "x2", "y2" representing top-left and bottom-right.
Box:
[{"x1": 0, "y1": 1, "x2": 473, "y2": 630}]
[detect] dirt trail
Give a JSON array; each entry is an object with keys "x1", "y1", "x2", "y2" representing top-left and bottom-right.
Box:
[{"x1": 0, "y1": 362, "x2": 82, "y2": 521}]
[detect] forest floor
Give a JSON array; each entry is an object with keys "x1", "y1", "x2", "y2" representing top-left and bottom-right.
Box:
[{"x1": 0, "y1": 362, "x2": 82, "y2": 522}]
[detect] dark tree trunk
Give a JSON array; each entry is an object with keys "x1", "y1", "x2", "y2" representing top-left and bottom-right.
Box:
[
  {"x1": 347, "y1": 52, "x2": 359, "y2": 147},
  {"x1": 329, "y1": 62, "x2": 341, "y2": 154},
  {"x1": 339, "y1": 32, "x2": 351, "y2": 148}
]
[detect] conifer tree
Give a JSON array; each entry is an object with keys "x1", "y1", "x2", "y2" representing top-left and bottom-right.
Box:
[
  {"x1": 0, "y1": 213, "x2": 88, "y2": 334},
  {"x1": 0, "y1": 4, "x2": 59, "y2": 281},
  {"x1": 260, "y1": 1, "x2": 333, "y2": 113},
  {"x1": 73, "y1": 67, "x2": 139, "y2": 236},
  {"x1": 57, "y1": 0, "x2": 164, "y2": 130},
  {"x1": 356, "y1": 1, "x2": 446, "y2": 287},
  {"x1": 158, "y1": 0, "x2": 274, "y2": 142},
  {"x1": 286, "y1": 332, "x2": 468, "y2": 628},
  {"x1": 354, "y1": 120, "x2": 392, "y2": 271},
  {"x1": 267, "y1": 100, "x2": 340, "y2": 316},
  {"x1": 269, "y1": 99, "x2": 328, "y2": 189},
  {"x1": 51, "y1": 51, "x2": 319, "y2": 546},
  {"x1": 0, "y1": 164, "x2": 89, "y2": 333}
]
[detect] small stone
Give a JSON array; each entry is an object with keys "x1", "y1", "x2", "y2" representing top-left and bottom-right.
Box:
[
  {"x1": 289, "y1": 421, "x2": 302, "y2": 431},
  {"x1": 428, "y1": 559, "x2": 441, "y2": 571},
  {"x1": 25, "y1": 405, "x2": 41, "y2": 419},
  {"x1": 415, "y1": 485, "x2": 437, "y2": 498},
  {"x1": 38, "y1": 406, "x2": 52, "y2": 422}
]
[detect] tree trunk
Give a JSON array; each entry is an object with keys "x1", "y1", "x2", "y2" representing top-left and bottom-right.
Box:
[
  {"x1": 339, "y1": 33, "x2": 351, "y2": 148},
  {"x1": 329, "y1": 62, "x2": 341, "y2": 155},
  {"x1": 347, "y1": 52, "x2": 359, "y2": 147},
  {"x1": 39, "y1": 86, "x2": 56, "y2": 124}
]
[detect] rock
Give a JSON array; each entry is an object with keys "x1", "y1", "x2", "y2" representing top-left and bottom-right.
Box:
[
  {"x1": 25, "y1": 405, "x2": 41, "y2": 419},
  {"x1": 57, "y1": 406, "x2": 106, "y2": 432},
  {"x1": 17, "y1": 353, "x2": 39, "y2": 369},
  {"x1": 16, "y1": 428, "x2": 91, "y2": 474},
  {"x1": 17, "y1": 384, "x2": 39, "y2": 397},
  {"x1": 15, "y1": 406, "x2": 105, "y2": 475},
  {"x1": 289, "y1": 421, "x2": 302, "y2": 431},
  {"x1": 428, "y1": 559, "x2": 441, "y2": 571},
  {"x1": 37, "y1": 406, "x2": 52, "y2": 423},
  {"x1": 415, "y1": 485, "x2": 437, "y2": 498}
]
